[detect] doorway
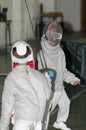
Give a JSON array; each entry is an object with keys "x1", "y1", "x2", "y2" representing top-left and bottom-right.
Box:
[{"x1": 81, "y1": 0, "x2": 86, "y2": 31}]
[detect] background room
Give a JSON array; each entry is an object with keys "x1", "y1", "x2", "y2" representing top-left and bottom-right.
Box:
[{"x1": 0, "y1": 0, "x2": 86, "y2": 130}]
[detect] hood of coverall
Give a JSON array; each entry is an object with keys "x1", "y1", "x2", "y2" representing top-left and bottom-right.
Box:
[{"x1": 11, "y1": 41, "x2": 35, "y2": 68}]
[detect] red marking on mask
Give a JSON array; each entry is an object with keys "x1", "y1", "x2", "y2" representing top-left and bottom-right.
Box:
[
  {"x1": 26, "y1": 60, "x2": 35, "y2": 69},
  {"x1": 12, "y1": 62, "x2": 19, "y2": 68},
  {"x1": 12, "y1": 60, "x2": 35, "y2": 69},
  {"x1": 48, "y1": 23, "x2": 58, "y2": 30}
]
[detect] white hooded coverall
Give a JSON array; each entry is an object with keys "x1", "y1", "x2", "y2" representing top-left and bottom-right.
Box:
[
  {"x1": 0, "y1": 65, "x2": 50, "y2": 130},
  {"x1": 37, "y1": 38, "x2": 80, "y2": 125}
]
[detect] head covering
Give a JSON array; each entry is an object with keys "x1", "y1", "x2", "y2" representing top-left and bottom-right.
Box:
[
  {"x1": 42, "y1": 21, "x2": 62, "y2": 46},
  {"x1": 47, "y1": 21, "x2": 62, "y2": 32},
  {"x1": 11, "y1": 40, "x2": 35, "y2": 69}
]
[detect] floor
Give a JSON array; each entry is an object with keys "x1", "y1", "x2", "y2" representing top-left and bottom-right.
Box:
[{"x1": 0, "y1": 31, "x2": 86, "y2": 130}]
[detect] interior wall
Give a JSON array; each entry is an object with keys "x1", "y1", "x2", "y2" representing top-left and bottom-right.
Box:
[
  {"x1": 39, "y1": 0, "x2": 55, "y2": 12},
  {"x1": 60, "y1": 0, "x2": 81, "y2": 31},
  {"x1": 0, "y1": 0, "x2": 39, "y2": 46},
  {"x1": 12, "y1": 0, "x2": 39, "y2": 42},
  {"x1": 0, "y1": 0, "x2": 12, "y2": 46},
  {"x1": 12, "y1": 0, "x2": 22, "y2": 42},
  {"x1": 39, "y1": 0, "x2": 81, "y2": 31},
  {"x1": 22, "y1": 0, "x2": 39, "y2": 40},
  {"x1": 0, "y1": 0, "x2": 81, "y2": 46}
]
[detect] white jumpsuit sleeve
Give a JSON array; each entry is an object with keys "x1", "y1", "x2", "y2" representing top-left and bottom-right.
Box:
[
  {"x1": 41, "y1": 74, "x2": 51, "y2": 100},
  {"x1": 0, "y1": 77, "x2": 15, "y2": 130},
  {"x1": 62, "y1": 51, "x2": 80, "y2": 83}
]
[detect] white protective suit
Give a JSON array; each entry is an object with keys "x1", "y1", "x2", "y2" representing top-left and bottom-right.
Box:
[
  {"x1": 0, "y1": 42, "x2": 51, "y2": 130},
  {"x1": 37, "y1": 37, "x2": 80, "y2": 127}
]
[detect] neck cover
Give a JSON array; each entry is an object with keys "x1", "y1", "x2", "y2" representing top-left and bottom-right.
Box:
[{"x1": 41, "y1": 37, "x2": 61, "y2": 55}]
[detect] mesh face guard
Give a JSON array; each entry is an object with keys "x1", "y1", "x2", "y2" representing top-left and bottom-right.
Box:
[
  {"x1": 45, "y1": 21, "x2": 63, "y2": 46},
  {"x1": 46, "y1": 30, "x2": 62, "y2": 46},
  {"x1": 46, "y1": 30, "x2": 62, "y2": 41}
]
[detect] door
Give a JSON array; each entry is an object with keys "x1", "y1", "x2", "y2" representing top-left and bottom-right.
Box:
[{"x1": 81, "y1": 0, "x2": 86, "y2": 31}]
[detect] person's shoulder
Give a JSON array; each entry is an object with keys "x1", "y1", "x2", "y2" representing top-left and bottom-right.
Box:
[
  {"x1": 31, "y1": 69, "x2": 46, "y2": 81},
  {"x1": 31, "y1": 68, "x2": 43, "y2": 76},
  {"x1": 59, "y1": 46, "x2": 65, "y2": 55},
  {"x1": 4, "y1": 71, "x2": 13, "y2": 84},
  {"x1": 6, "y1": 67, "x2": 22, "y2": 81},
  {"x1": 5, "y1": 70, "x2": 12, "y2": 78}
]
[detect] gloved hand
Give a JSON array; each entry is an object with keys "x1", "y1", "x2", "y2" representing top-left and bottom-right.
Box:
[{"x1": 71, "y1": 78, "x2": 80, "y2": 85}]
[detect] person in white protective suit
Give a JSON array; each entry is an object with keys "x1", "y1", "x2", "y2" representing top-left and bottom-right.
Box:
[
  {"x1": 0, "y1": 41, "x2": 51, "y2": 130},
  {"x1": 36, "y1": 21, "x2": 80, "y2": 130}
]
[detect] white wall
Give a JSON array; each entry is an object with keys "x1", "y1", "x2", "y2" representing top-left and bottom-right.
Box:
[
  {"x1": 39, "y1": 0, "x2": 55, "y2": 12},
  {"x1": 39, "y1": 0, "x2": 81, "y2": 31},
  {"x1": 0, "y1": 0, "x2": 81, "y2": 46},
  {"x1": 0, "y1": 0, "x2": 12, "y2": 46},
  {"x1": 12, "y1": 0, "x2": 22, "y2": 41},
  {"x1": 22, "y1": 0, "x2": 39, "y2": 40},
  {"x1": 0, "y1": 0, "x2": 39, "y2": 46},
  {"x1": 12, "y1": 0, "x2": 39, "y2": 42},
  {"x1": 59, "y1": 0, "x2": 81, "y2": 31}
]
